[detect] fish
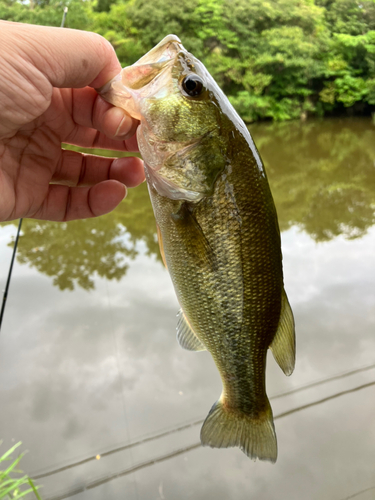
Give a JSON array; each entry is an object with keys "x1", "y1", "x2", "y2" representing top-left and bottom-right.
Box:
[{"x1": 99, "y1": 35, "x2": 295, "y2": 463}]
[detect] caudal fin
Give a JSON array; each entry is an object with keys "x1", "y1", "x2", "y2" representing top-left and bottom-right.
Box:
[{"x1": 200, "y1": 398, "x2": 277, "y2": 463}]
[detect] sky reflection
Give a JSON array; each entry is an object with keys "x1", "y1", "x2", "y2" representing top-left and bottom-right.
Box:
[{"x1": 0, "y1": 117, "x2": 375, "y2": 499}]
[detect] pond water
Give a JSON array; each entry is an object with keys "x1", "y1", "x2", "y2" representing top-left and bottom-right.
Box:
[{"x1": 0, "y1": 117, "x2": 375, "y2": 500}]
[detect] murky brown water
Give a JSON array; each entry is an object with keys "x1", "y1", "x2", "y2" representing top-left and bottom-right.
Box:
[{"x1": 1, "y1": 117, "x2": 375, "y2": 500}]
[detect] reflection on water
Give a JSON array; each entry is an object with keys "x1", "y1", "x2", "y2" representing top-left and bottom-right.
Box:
[
  {"x1": 252, "y1": 118, "x2": 375, "y2": 240},
  {"x1": 5, "y1": 117, "x2": 375, "y2": 290},
  {"x1": 4, "y1": 182, "x2": 160, "y2": 291},
  {"x1": 1, "y1": 117, "x2": 375, "y2": 499}
]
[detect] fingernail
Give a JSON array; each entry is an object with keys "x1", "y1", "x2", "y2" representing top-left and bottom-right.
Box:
[{"x1": 114, "y1": 108, "x2": 133, "y2": 138}]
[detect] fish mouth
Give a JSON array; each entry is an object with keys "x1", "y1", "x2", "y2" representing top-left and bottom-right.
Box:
[
  {"x1": 98, "y1": 35, "x2": 184, "y2": 120},
  {"x1": 135, "y1": 35, "x2": 182, "y2": 67}
]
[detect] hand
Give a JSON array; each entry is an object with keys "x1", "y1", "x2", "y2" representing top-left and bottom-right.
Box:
[{"x1": 0, "y1": 21, "x2": 145, "y2": 222}]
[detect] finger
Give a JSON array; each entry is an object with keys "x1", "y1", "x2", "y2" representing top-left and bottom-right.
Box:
[
  {"x1": 70, "y1": 88, "x2": 139, "y2": 141},
  {"x1": 32, "y1": 180, "x2": 127, "y2": 221},
  {"x1": 2, "y1": 21, "x2": 121, "y2": 89},
  {"x1": 50, "y1": 87, "x2": 140, "y2": 150},
  {"x1": 52, "y1": 149, "x2": 145, "y2": 188}
]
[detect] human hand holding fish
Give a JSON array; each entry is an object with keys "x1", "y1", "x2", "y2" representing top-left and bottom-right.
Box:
[
  {"x1": 0, "y1": 22, "x2": 296, "y2": 462},
  {"x1": 0, "y1": 21, "x2": 144, "y2": 222}
]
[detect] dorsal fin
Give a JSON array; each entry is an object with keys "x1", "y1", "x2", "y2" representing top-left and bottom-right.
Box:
[
  {"x1": 269, "y1": 290, "x2": 295, "y2": 376},
  {"x1": 177, "y1": 310, "x2": 206, "y2": 351}
]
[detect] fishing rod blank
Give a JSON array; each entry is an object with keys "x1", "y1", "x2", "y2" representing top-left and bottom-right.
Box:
[
  {"x1": 60, "y1": 6, "x2": 68, "y2": 28},
  {"x1": 0, "y1": 218, "x2": 23, "y2": 332}
]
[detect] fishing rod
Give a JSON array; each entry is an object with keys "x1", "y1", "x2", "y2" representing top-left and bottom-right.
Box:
[
  {"x1": 60, "y1": 6, "x2": 68, "y2": 28},
  {"x1": 1, "y1": 7, "x2": 69, "y2": 334},
  {"x1": 0, "y1": 218, "x2": 23, "y2": 332}
]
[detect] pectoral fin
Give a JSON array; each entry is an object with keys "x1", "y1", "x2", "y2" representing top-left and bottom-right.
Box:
[
  {"x1": 171, "y1": 202, "x2": 215, "y2": 269},
  {"x1": 269, "y1": 290, "x2": 295, "y2": 376},
  {"x1": 177, "y1": 310, "x2": 206, "y2": 351}
]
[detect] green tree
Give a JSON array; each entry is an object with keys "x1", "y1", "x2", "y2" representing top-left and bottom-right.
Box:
[
  {"x1": 0, "y1": 0, "x2": 90, "y2": 29},
  {"x1": 2, "y1": 0, "x2": 375, "y2": 120}
]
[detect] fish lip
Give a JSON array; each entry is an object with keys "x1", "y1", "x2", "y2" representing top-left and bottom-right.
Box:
[
  {"x1": 135, "y1": 34, "x2": 182, "y2": 66},
  {"x1": 97, "y1": 34, "x2": 184, "y2": 112}
]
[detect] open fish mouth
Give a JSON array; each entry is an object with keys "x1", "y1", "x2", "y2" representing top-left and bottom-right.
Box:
[{"x1": 98, "y1": 35, "x2": 183, "y2": 120}]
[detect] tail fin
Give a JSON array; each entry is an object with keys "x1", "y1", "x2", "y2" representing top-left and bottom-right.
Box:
[{"x1": 200, "y1": 398, "x2": 277, "y2": 463}]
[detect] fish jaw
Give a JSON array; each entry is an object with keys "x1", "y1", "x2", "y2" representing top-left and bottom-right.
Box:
[{"x1": 98, "y1": 35, "x2": 183, "y2": 121}]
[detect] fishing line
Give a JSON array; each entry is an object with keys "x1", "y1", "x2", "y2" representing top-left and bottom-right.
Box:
[
  {"x1": 40, "y1": 378, "x2": 375, "y2": 499},
  {"x1": 0, "y1": 218, "x2": 23, "y2": 333},
  {"x1": 31, "y1": 417, "x2": 203, "y2": 479},
  {"x1": 270, "y1": 362, "x2": 375, "y2": 400},
  {"x1": 43, "y1": 443, "x2": 202, "y2": 500},
  {"x1": 30, "y1": 376, "x2": 375, "y2": 481},
  {"x1": 341, "y1": 485, "x2": 375, "y2": 500}
]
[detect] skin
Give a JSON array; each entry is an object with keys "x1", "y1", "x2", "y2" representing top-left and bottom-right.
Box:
[{"x1": 0, "y1": 21, "x2": 145, "y2": 222}]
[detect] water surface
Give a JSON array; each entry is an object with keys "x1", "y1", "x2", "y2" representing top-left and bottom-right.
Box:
[{"x1": 0, "y1": 117, "x2": 375, "y2": 500}]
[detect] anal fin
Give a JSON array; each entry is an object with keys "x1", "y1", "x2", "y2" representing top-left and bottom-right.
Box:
[
  {"x1": 269, "y1": 289, "x2": 296, "y2": 376},
  {"x1": 177, "y1": 310, "x2": 206, "y2": 351}
]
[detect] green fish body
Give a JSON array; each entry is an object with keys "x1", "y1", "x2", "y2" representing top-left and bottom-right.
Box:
[{"x1": 100, "y1": 35, "x2": 295, "y2": 463}]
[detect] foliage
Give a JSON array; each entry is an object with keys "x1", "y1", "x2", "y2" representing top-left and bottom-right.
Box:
[
  {"x1": 0, "y1": 442, "x2": 42, "y2": 499},
  {"x1": 1, "y1": 0, "x2": 375, "y2": 120},
  {"x1": 0, "y1": 0, "x2": 89, "y2": 29}
]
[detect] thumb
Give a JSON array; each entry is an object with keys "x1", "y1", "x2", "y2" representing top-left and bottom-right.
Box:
[{"x1": 0, "y1": 21, "x2": 121, "y2": 90}]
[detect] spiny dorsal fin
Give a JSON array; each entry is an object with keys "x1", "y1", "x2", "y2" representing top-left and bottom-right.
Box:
[
  {"x1": 269, "y1": 289, "x2": 295, "y2": 376},
  {"x1": 177, "y1": 310, "x2": 206, "y2": 351}
]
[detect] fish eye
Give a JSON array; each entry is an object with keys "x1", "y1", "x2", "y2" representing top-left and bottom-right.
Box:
[{"x1": 181, "y1": 74, "x2": 204, "y2": 97}]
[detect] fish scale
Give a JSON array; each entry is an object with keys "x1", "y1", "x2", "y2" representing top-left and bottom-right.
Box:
[
  {"x1": 100, "y1": 34, "x2": 295, "y2": 462},
  {"x1": 149, "y1": 130, "x2": 280, "y2": 411}
]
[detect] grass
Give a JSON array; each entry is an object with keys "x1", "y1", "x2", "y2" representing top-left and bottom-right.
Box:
[{"x1": 0, "y1": 442, "x2": 42, "y2": 499}]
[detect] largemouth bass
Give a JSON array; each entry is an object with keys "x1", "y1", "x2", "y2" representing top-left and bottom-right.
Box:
[{"x1": 100, "y1": 35, "x2": 295, "y2": 463}]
